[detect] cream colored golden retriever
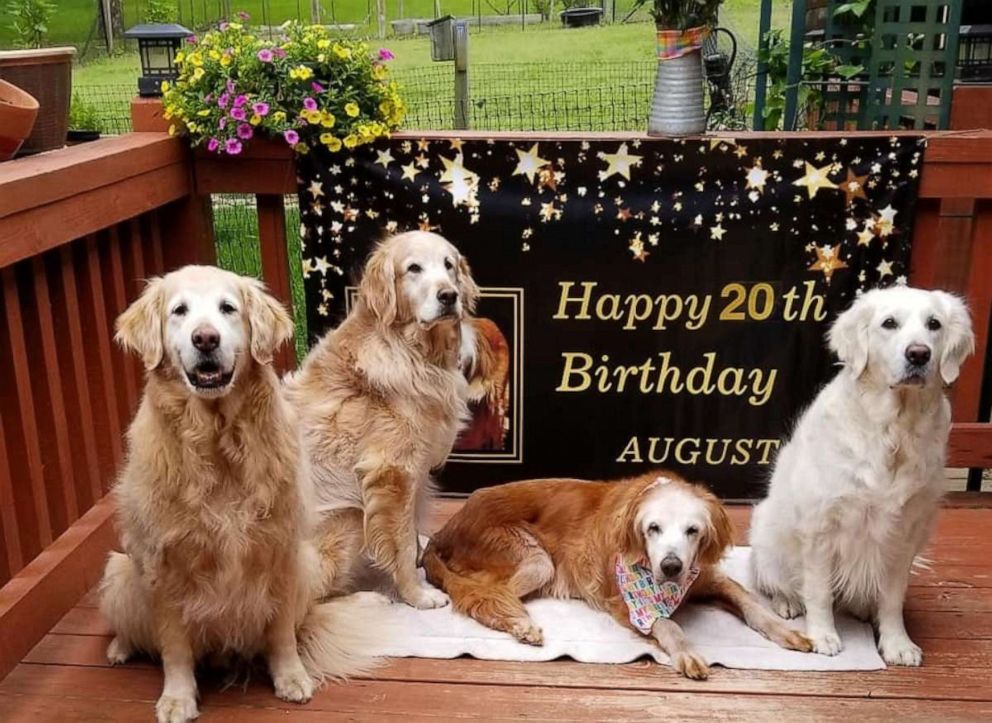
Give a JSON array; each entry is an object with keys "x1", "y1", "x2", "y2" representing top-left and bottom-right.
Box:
[
  {"x1": 286, "y1": 231, "x2": 478, "y2": 609},
  {"x1": 99, "y1": 266, "x2": 386, "y2": 723}
]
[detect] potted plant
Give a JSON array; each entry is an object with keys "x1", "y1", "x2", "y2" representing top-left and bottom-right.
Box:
[
  {"x1": 162, "y1": 19, "x2": 405, "y2": 156},
  {"x1": 0, "y1": 0, "x2": 75, "y2": 153},
  {"x1": 67, "y1": 93, "x2": 102, "y2": 143},
  {"x1": 647, "y1": 0, "x2": 722, "y2": 136},
  {"x1": 0, "y1": 78, "x2": 38, "y2": 160}
]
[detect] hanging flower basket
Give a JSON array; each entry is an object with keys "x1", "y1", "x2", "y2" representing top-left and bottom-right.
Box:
[{"x1": 648, "y1": 25, "x2": 710, "y2": 136}]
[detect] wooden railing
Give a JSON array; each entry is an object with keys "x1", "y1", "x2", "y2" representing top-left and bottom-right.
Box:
[{"x1": 0, "y1": 110, "x2": 989, "y2": 680}]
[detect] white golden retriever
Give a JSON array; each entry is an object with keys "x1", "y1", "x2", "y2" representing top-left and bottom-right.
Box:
[
  {"x1": 101, "y1": 266, "x2": 387, "y2": 723},
  {"x1": 286, "y1": 231, "x2": 479, "y2": 610},
  {"x1": 750, "y1": 286, "x2": 974, "y2": 666}
]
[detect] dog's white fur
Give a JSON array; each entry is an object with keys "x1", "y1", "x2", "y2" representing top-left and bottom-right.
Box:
[
  {"x1": 100, "y1": 266, "x2": 390, "y2": 723},
  {"x1": 286, "y1": 231, "x2": 479, "y2": 610},
  {"x1": 750, "y1": 286, "x2": 974, "y2": 666}
]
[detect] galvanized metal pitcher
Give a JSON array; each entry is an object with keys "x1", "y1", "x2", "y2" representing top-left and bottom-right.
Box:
[{"x1": 648, "y1": 26, "x2": 708, "y2": 137}]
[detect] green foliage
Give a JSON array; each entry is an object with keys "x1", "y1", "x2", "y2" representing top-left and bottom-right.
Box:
[
  {"x1": 834, "y1": 0, "x2": 874, "y2": 22},
  {"x1": 650, "y1": 0, "x2": 723, "y2": 29},
  {"x1": 144, "y1": 0, "x2": 179, "y2": 24},
  {"x1": 68, "y1": 93, "x2": 103, "y2": 131},
  {"x1": 757, "y1": 28, "x2": 865, "y2": 130},
  {"x1": 4, "y1": 0, "x2": 54, "y2": 48}
]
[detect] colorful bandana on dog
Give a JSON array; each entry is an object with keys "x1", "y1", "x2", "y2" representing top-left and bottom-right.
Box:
[{"x1": 615, "y1": 556, "x2": 699, "y2": 634}]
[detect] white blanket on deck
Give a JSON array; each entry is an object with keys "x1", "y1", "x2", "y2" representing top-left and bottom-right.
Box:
[{"x1": 357, "y1": 546, "x2": 885, "y2": 671}]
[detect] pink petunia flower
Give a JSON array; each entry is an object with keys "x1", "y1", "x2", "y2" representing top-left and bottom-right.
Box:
[
  {"x1": 273, "y1": 47, "x2": 286, "y2": 59},
  {"x1": 237, "y1": 10, "x2": 250, "y2": 20},
  {"x1": 187, "y1": 35, "x2": 198, "y2": 44},
  {"x1": 218, "y1": 117, "x2": 227, "y2": 129},
  {"x1": 311, "y1": 82, "x2": 325, "y2": 94},
  {"x1": 236, "y1": 123, "x2": 253, "y2": 140},
  {"x1": 230, "y1": 107, "x2": 247, "y2": 121},
  {"x1": 252, "y1": 102, "x2": 270, "y2": 116},
  {"x1": 217, "y1": 92, "x2": 229, "y2": 108},
  {"x1": 378, "y1": 48, "x2": 395, "y2": 61},
  {"x1": 283, "y1": 129, "x2": 300, "y2": 145},
  {"x1": 219, "y1": 21, "x2": 229, "y2": 31},
  {"x1": 226, "y1": 79, "x2": 236, "y2": 93},
  {"x1": 225, "y1": 139, "x2": 242, "y2": 154},
  {"x1": 234, "y1": 94, "x2": 248, "y2": 107},
  {"x1": 303, "y1": 97, "x2": 317, "y2": 111},
  {"x1": 257, "y1": 48, "x2": 274, "y2": 63},
  {"x1": 207, "y1": 138, "x2": 220, "y2": 152}
]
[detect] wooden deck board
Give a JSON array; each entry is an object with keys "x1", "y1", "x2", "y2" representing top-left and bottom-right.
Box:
[{"x1": 3, "y1": 505, "x2": 992, "y2": 720}]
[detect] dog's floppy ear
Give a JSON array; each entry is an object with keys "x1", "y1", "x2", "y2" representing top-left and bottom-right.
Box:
[
  {"x1": 696, "y1": 485, "x2": 733, "y2": 567},
  {"x1": 115, "y1": 277, "x2": 165, "y2": 370},
  {"x1": 828, "y1": 292, "x2": 873, "y2": 377},
  {"x1": 243, "y1": 278, "x2": 294, "y2": 365},
  {"x1": 932, "y1": 290, "x2": 975, "y2": 385},
  {"x1": 360, "y1": 243, "x2": 397, "y2": 326},
  {"x1": 617, "y1": 477, "x2": 657, "y2": 564},
  {"x1": 457, "y1": 253, "x2": 480, "y2": 314}
]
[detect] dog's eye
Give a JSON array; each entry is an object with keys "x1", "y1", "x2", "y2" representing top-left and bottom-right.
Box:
[
  {"x1": 881, "y1": 317, "x2": 898, "y2": 330},
  {"x1": 172, "y1": 303, "x2": 188, "y2": 317},
  {"x1": 219, "y1": 301, "x2": 237, "y2": 315},
  {"x1": 407, "y1": 263, "x2": 422, "y2": 274},
  {"x1": 926, "y1": 317, "x2": 942, "y2": 331},
  {"x1": 647, "y1": 523, "x2": 660, "y2": 535},
  {"x1": 444, "y1": 258, "x2": 454, "y2": 271},
  {"x1": 686, "y1": 526, "x2": 699, "y2": 536}
]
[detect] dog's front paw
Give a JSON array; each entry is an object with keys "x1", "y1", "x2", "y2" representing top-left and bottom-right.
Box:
[
  {"x1": 771, "y1": 593, "x2": 804, "y2": 620},
  {"x1": 155, "y1": 694, "x2": 199, "y2": 723},
  {"x1": 879, "y1": 635, "x2": 922, "y2": 666},
  {"x1": 107, "y1": 636, "x2": 132, "y2": 665},
  {"x1": 274, "y1": 669, "x2": 316, "y2": 703},
  {"x1": 510, "y1": 620, "x2": 544, "y2": 646},
  {"x1": 778, "y1": 627, "x2": 814, "y2": 653},
  {"x1": 809, "y1": 629, "x2": 843, "y2": 656},
  {"x1": 670, "y1": 649, "x2": 709, "y2": 680},
  {"x1": 404, "y1": 584, "x2": 450, "y2": 610}
]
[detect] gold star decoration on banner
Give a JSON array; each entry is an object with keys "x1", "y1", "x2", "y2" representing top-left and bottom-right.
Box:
[
  {"x1": 710, "y1": 223, "x2": 726, "y2": 241},
  {"x1": 793, "y1": 162, "x2": 839, "y2": 199},
  {"x1": 598, "y1": 142, "x2": 643, "y2": 181},
  {"x1": 874, "y1": 205, "x2": 897, "y2": 236},
  {"x1": 629, "y1": 231, "x2": 649, "y2": 262},
  {"x1": 538, "y1": 166, "x2": 558, "y2": 192},
  {"x1": 375, "y1": 149, "x2": 394, "y2": 168},
  {"x1": 513, "y1": 143, "x2": 549, "y2": 184},
  {"x1": 808, "y1": 244, "x2": 849, "y2": 281},
  {"x1": 734, "y1": 145, "x2": 749, "y2": 159},
  {"x1": 438, "y1": 154, "x2": 479, "y2": 208},
  {"x1": 307, "y1": 180, "x2": 324, "y2": 198},
  {"x1": 416, "y1": 138, "x2": 430, "y2": 151},
  {"x1": 708, "y1": 137, "x2": 737, "y2": 151},
  {"x1": 856, "y1": 227, "x2": 875, "y2": 246},
  {"x1": 839, "y1": 169, "x2": 868, "y2": 206},
  {"x1": 877, "y1": 259, "x2": 894, "y2": 278},
  {"x1": 401, "y1": 163, "x2": 418, "y2": 181}
]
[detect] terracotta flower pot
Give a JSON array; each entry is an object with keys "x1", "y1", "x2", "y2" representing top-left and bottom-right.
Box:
[
  {"x1": 0, "y1": 47, "x2": 75, "y2": 154},
  {"x1": 0, "y1": 79, "x2": 39, "y2": 161}
]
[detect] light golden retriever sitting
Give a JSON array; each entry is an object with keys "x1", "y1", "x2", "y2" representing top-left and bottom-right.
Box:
[
  {"x1": 424, "y1": 472, "x2": 812, "y2": 679},
  {"x1": 286, "y1": 231, "x2": 479, "y2": 609},
  {"x1": 100, "y1": 266, "x2": 385, "y2": 723}
]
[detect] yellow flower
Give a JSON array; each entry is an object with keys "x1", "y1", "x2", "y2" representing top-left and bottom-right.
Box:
[
  {"x1": 317, "y1": 39, "x2": 331, "y2": 49},
  {"x1": 192, "y1": 67, "x2": 205, "y2": 82},
  {"x1": 189, "y1": 52, "x2": 203, "y2": 67},
  {"x1": 345, "y1": 102, "x2": 359, "y2": 118},
  {"x1": 161, "y1": 80, "x2": 171, "y2": 93},
  {"x1": 209, "y1": 49, "x2": 221, "y2": 60},
  {"x1": 317, "y1": 53, "x2": 326, "y2": 63},
  {"x1": 220, "y1": 55, "x2": 232, "y2": 67},
  {"x1": 294, "y1": 142, "x2": 310, "y2": 154},
  {"x1": 326, "y1": 136, "x2": 342, "y2": 151},
  {"x1": 250, "y1": 114, "x2": 262, "y2": 126},
  {"x1": 197, "y1": 109, "x2": 210, "y2": 117},
  {"x1": 273, "y1": 111, "x2": 287, "y2": 122},
  {"x1": 320, "y1": 112, "x2": 335, "y2": 128},
  {"x1": 303, "y1": 109, "x2": 322, "y2": 124},
  {"x1": 168, "y1": 124, "x2": 177, "y2": 136},
  {"x1": 343, "y1": 134, "x2": 358, "y2": 148},
  {"x1": 228, "y1": 21, "x2": 242, "y2": 30},
  {"x1": 187, "y1": 121, "x2": 198, "y2": 133},
  {"x1": 333, "y1": 44, "x2": 351, "y2": 59},
  {"x1": 372, "y1": 65, "x2": 386, "y2": 80},
  {"x1": 175, "y1": 52, "x2": 185, "y2": 64}
]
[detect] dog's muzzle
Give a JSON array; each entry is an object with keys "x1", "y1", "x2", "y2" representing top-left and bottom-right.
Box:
[
  {"x1": 658, "y1": 554, "x2": 684, "y2": 581},
  {"x1": 898, "y1": 343, "x2": 932, "y2": 386},
  {"x1": 185, "y1": 324, "x2": 234, "y2": 391}
]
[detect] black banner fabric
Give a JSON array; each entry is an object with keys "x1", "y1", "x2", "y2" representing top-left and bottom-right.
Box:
[{"x1": 296, "y1": 135, "x2": 925, "y2": 498}]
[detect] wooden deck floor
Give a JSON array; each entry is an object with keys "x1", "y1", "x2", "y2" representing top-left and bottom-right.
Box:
[{"x1": 1, "y1": 503, "x2": 991, "y2": 721}]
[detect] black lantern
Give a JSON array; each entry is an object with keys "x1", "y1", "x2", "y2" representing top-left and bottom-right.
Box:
[{"x1": 123, "y1": 23, "x2": 193, "y2": 97}]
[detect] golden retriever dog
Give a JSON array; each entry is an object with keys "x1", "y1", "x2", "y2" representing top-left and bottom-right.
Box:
[
  {"x1": 285, "y1": 231, "x2": 479, "y2": 609},
  {"x1": 456, "y1": 316, "x2": 511, "y2": 451},
  {"x1": 423, "y1": 472, "x2": 812, "y2": 679},
  {"x1": 99, "y1": 266, "x2": 387, "y2": 723},
  {"x1": 750, "y1": 287, "x2": 974, "y2": 665}
]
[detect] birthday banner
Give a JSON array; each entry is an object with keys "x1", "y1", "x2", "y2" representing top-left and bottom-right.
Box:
[{"x1": 297, "y1": 135, "x2": 925, "y2": 498}]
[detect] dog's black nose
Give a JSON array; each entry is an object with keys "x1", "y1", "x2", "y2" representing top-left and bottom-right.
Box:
[
  {"x1": 660, "y1": 557, "x2": 683, "y2": 579},
  {"x1": 437, "y1": 289, "x2": 458, "y2": 307},
  {"x1": 192, "y1": 325, "x2": 220, "y2": 353},
  {"x1": 905, "y1": 344, "x2": 931, "y2": 367}
]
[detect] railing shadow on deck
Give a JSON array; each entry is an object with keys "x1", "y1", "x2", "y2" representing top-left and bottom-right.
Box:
[{"x1": 0, "y1": 97, "x2": 989, "y2": 683}]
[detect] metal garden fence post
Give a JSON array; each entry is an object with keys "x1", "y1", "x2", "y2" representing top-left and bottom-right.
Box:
[
  {"x1": 783, "y1": 0, "x2": 808, "y2": 130},
  {"x1": 454, "y1": 20, "x2": 471, "y2": 129}
]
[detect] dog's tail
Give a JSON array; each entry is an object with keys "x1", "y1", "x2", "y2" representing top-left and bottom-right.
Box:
[
  {"x1": 422, "y1": 543, "x2": 524, "y2": 629},
  {"x1": 297, "y1": 593, "x2": 398, "y2": 682}
]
